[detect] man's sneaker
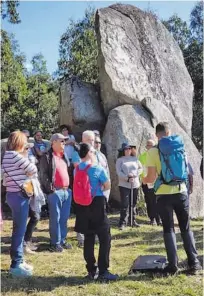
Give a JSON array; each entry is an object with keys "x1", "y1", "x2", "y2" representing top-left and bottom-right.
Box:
[
  {"x1": 150, "y1": 220, "x2": 156, "y2": 226},
  {"x1": 77, "y1": 241, "x2": 84, "y2": 248},
  {"x1": 98, "y1": 270, "x2": 119, "y2": 281},
  {"x1": 132, "y1": 221, "x2": 140, "y2": 227},
  {"x1": 25, "y1": 241, "x2": 38, "y2": 251},
  {"x1": 119, "y1": 224, "x2": 125, "y2": 231},
  {"x1": 24, "y1": 244, "x2": 36, "y2": 255},
  {"x1": 189, "y1": 261, "x2": 202, "y2": 274},
  {"x1": 49, "y1": 244, "x2": 64, "y2": 253},
  {"x1": 22, "y1": 261, "x2": 33, "y2": 271},
  {"x1": 85, "y1": 271, "x2": 98, "y2": 280},
  {"x1": 163, "y1": 264, "x2": 178, "y2": 275},
  {"x1": 10, "y1": 264, "x2": 33, "y2": 277},
  {"x1": 61, "y1": 242, "x2": 72, "y2": 249}
]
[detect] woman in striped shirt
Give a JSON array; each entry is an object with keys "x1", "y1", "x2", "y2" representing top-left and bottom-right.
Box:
[{"x1": 2, "y1": 131, "x2": 37, "y2": 277}]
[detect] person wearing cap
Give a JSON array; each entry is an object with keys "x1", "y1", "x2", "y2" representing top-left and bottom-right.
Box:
[
  {"x1": 116, "y1": 143, "x2": 143, "y2": 230},
  {"x1": 139, "y1": 139, "x2": 161, "y2": 226},
  {"x1": 39, "y1": 133, "x2": 72, "y2": 252}
]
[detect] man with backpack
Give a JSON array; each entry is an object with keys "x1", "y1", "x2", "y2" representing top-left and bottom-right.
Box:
[{"x1": 142, "y1": 122, "x2": 201, "y2": 274}]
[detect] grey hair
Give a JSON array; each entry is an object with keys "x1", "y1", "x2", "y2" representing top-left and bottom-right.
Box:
[{"x1": 82, "y1": 130, "x2": 95, "y2": 141}]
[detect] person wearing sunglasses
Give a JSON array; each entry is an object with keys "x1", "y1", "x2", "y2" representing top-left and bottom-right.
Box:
[
  {"x1": 94, "y1": 135, "x2": 111, "y2": 203},
  {"x1": 116, "y1": 143, "x2": 143, "y2": 230},
  {"x1": 38, "y1": 133, "x2": 72, "y2": 252}
]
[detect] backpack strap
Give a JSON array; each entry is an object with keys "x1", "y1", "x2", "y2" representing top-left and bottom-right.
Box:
[{"x1": 84, "y1": 164, "x2": 91, "y2": 172}]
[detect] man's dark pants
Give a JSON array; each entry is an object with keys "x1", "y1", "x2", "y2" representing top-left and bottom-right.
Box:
[
  {"x1": 157, "y1": 192, "x2": 199, "y2": 267},
  {"x1": 81, "y1": 197, "x2": 111, "y2": 275},
  {"x1": 142, "y1": 184, "x2": 160, "y2": 223},
  {"x1": 24, "y1": 207, "x2": 40, "y2": 243}
]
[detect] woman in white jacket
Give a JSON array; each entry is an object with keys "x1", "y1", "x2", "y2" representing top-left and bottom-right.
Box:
[{"x1": 116, "y1": 143, "x2": 143, "y2": 230}]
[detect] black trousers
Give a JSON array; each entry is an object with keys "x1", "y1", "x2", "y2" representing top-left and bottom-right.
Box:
[
  {"x1": 119, "y1": 186, "x2": 138, "y2": 226},
  {"x1": 157, "y1": 192, "x2": 190, "y2": 233},
  {"x1": 24, "y1": 207, "x2": 40, "y2": 242},
  {"x1": 142, "y1": 184, "x2": 160, "y2": 223},
  {"x1": 84, "y1": 223, "x2": 111, "y2": 274},
  {"x1": 75, "y1": 196, "x2": 111, "y2": 275}
]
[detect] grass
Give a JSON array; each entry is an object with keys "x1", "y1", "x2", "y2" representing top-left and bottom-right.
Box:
[{"x1": 1, "y1": 213, "x2": 203, "y2": 296}]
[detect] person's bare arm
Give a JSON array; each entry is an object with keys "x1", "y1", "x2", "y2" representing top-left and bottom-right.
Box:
[
  {"x1": 142, "y1": 167, "x2": 157, "y2": 184},
  {"x1": 103, "y1": 180, "x2": 111, "y2": 191}
]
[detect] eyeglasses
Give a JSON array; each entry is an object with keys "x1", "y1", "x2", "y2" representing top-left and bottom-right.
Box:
[{"x1": 95, "y1": 141, "x2": 101, "y2": 144}]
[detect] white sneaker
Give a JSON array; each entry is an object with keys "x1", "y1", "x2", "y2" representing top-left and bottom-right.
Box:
[
  {"x1": 22, "y1": 261, "x2": 34, "y2": 271},
  {"x1": 24, "y1": 245, "x2": 36, "y2": 255},
  {"x1": 10, "y1": 264, "x2": 33, "y2": 277}
]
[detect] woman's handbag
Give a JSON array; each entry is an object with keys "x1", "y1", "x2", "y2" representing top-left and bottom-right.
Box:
[{"x1": 3, "y1": 166, "x2": 34, "y2": 199}]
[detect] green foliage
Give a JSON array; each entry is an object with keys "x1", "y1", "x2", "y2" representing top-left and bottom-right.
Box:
[
  {"x1": 1, "y1": 0, "x2": 21, "y2": 24},
  {"x1": 58, "y1": 6, "x2": 98, "y2": 84},
  {"x1": 162, "y1": 15, "x2": 191, "y2": 51},
  {"x1": 1, "y1": 31, "x2": 59, "y2": 139},
  {"x1": 163, "y1": 1, "x2": 203, "y2": 152}
]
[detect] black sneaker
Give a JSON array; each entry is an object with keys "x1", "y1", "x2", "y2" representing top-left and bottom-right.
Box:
[
  {"x1": 77, "y1": 241, "x2": 84, "y2": 248},
  {"x1": 150, "y1": 220, "x2": 156, "y2": 226},
  {"x1": 132, "y1": 221, "x2": 140, "y2": 227},
  {"x1": 49, "y1": 244, "x2": 64, "y2": 253},
  {"x1": 189, "y1": 261, "x2": 202, "y2": 274},
  {"x1": 118, "y1": 224, "x2": 125, "y2": 230},
  {"x1": 98, "y1": 270, "x2": 119, "y2": 281},
  {"x1": 62, "y1": 242, "x2": 72, "y2": 249},
  {"x1": 163, "y1": 264, "x2": 178, "y2": 275}
]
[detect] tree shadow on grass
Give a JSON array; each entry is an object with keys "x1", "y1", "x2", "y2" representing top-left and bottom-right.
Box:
[
  {"x1": 1, "y1": 271, "x2": 163, "y2": 293},
  {"x1": 1, "y1": 273, "x2": 90, "y2": 293}
]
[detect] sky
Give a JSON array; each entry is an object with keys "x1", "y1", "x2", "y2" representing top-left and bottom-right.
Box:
[{"x1": 2, "y1": 1, "x2": 197, "y2": 74}]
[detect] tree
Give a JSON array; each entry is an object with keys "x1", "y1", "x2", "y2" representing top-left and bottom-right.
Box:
[
  {"x1": 1, "y1": 31, "x2": 59, "y2": 138},
  {"x1": 162, "y1": 15, "x2": 191, "y2": 51},
  {"x1": 58, "y1": 6, "x2": 98, "y2": 84},
  {"x1": 25, "y1": 54, "x2": 59, "y2": 136},
  {"x1": 1, "y1": 30, "x2": 28, "y2": 137},
  {"x1": 163, "y1": 2, "x2": 203, "y2": 152},
  {"x1": 1, "y1": 0, "x2": 21, "y2": 24}
]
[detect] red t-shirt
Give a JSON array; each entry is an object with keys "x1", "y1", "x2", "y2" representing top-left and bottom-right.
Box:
[{"x1": 53, "y1": 152, "x2": 69, "y2": 188}]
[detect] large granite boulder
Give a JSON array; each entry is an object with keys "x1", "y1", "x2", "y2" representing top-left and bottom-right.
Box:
[
  {"x1": 103, "y1": 103, "x2": 203, "y2": 218},
  {"x1": 59, "y1": 77, "x2": 105, "y2": 141},
  {"x1": 95, "y1": 4, "x2": 193, "y2": 136}
]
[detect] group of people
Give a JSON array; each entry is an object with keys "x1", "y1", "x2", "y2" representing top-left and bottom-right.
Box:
[{"x1": 1, "y1": 122, "x2": 202, "y2": 279}]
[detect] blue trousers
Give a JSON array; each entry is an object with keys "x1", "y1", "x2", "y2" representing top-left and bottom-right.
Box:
[
  {"x1": 6, "y1": 192, "x2": 29, "y2": 268},
  {"x1": 48, "y1": 189, "x2": 72, "y2": 245}
]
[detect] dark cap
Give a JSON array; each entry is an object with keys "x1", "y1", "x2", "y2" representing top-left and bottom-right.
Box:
[{"x1": 118, "y1": 143, "x2": 131, "y2": 152}]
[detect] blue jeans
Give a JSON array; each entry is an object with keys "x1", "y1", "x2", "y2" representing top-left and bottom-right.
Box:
[
  {"x1": 6, "y1": 192, "x2": 30, "y2": 268},
  {"x1": 48, "y1": 189, "x2": 72, "y2": 245}
]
